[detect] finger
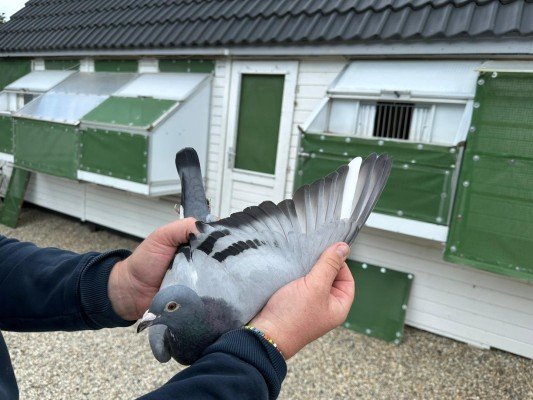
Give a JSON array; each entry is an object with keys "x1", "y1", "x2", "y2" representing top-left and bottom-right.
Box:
[
  {"x1": 307, "y1": 242, "x2": 350, "y2": 292},
  {"x1": 151, "y1": 217, "x2": 199, "y2": 247},
  {"x1": 331, "y1": 264, "x2": 355, "y2": 306}
]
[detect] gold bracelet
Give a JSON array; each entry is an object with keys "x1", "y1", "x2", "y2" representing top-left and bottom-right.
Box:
[{"x1": 243, "y1": 325, "x2": 283, "y2": 356}]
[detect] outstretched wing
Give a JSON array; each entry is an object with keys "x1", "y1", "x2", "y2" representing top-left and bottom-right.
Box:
[{"x1": 183, "y1": 153, "x2": 392, "y2": 322}]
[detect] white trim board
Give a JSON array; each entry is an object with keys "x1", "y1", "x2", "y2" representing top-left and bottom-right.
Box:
[
  {"x1": 77, "y1": 171, "x2": 180, "y2": 197},
  {"x1": 77, "y1": 171, "x2": 151, "y2": 195},
  {"x1": 366, "y1": 213, "x2": 449, "y2": 242},
  {"x1": 0, "y1": 153, "x2": 14, "y2": 163}
]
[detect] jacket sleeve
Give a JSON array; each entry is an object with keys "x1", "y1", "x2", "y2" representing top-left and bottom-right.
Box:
[
  {"x1": 0, "y1": 235, "x2": 133, "y2": 332},
  {"x1": 138, "y1": 329, "x2": 287, "y2": 400}
]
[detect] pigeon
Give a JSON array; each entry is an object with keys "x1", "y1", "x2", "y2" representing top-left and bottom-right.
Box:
[{"x1": 138, "y1": 147, "x2": 392, "y2": 365}]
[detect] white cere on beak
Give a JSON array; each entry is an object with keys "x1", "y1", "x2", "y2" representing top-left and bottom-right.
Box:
[{"x1": 140, "y1": 310, "x2": 157, "y2": 323}]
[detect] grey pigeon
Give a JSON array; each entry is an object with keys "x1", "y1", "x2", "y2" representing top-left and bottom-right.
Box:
[{"x1": 138, "y1": 148, "x2": 392, "y2": 365}]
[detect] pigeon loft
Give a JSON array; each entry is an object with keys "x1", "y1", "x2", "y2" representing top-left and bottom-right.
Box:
[{"x1": 1, "y1": 0, "x2": 533, "y2": 361}]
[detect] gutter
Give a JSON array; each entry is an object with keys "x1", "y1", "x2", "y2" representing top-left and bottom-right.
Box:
[{"x1": 2, "y1": 38, "x2": 533, "y2": 58}]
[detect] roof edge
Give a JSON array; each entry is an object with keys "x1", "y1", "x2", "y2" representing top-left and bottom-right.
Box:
[{"x1": 1, "y1": 38, "x2": 533, "y2": 58}]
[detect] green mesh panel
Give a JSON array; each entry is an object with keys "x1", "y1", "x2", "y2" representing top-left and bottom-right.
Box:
[
  {"x1": 94, "y1": 60, "x2": 138, "y2": 72},
  {"x1": 81, "y1": 97, "x2": 176, "y2": 128},
  {"x1": 0, "y1": 167, "x2": 30, "y2": 228},
  {"x1": 80, "y1": 128, "x2": 148, "y2": 183},
  {"x1": 0, "y1": 115, "x2": 13, "y2": 154},
  {"x1": 344, "y1": 260, "x2": 413, "y2": 343},
  {"x1": 446, "y1": 73, "x2": 533, "y2": 281},
  {"x1": 295, "y1": 134, "x2": 457, "y2": 225},
  {"x1": 14, "y1": 119, "x2": 78, "y2": 179},
  {"x1": 44, "y1": 59, "x2": 80, "y2": 71},
  {"x1": 159, "y1": 59, "x2": 215, "y2": 73},
  {"x1": 0, "y1": 59, "x2": 31, "y2": 90}
]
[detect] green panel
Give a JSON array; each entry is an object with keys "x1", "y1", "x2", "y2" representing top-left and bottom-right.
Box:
[
  {"x1": 0, "y1": 167, "x2": 30, "y2": 228},
  {"x1": 81, "y1": 96, "x2": 177, "y2": 128},
  {"x1": 0, "y1": 59, "x2": 31, "y2": 90},
  {"x1": 295, "y1": 133, "x2": 457, "y2": 225},
  {"x1": 234, "y1": 74, "x2": 285, "y2": 174},
  {"x1": 44, "y1": 59, "x2": 79, "y2": 71},
  {"x1": 446, "y1": 72, "x2": 533, "y2": 281},
  {"x1": 0, "y1": 115, "x2": 13, "y2": 154},
  {"x1": 344, "y1": 260, "x2": 413, "y2": 343},
  {"x1": 94, "y1": 60, "x2": 138, "y2": 72},
  {"x1": 80, "y1": 128, "x2": 148, "y2": 183},
  {"x1": 14, "y1": 119, "x2": 78, "y2": 179},
  {"x1": 159, "y1": 59, "x2": 215, "y2": 73}
]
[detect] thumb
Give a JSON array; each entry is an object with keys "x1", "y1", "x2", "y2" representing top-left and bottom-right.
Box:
[
  {"x1": 150, "y1": 217, "x2": 198, "y2": 248},
  {"x1": 308, "y1": 242, "x2": 350, "y2": 291}
]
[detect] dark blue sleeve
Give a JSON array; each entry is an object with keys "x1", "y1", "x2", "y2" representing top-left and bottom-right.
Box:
[
  {"x1": 139, "y1": 329, "x2": 287, "y2": 400},
  {"x1": 0, "y1": 235, "x2": 133, "y2": 332}
]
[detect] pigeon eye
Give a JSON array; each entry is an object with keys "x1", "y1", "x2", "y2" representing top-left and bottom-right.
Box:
[{"x1": 165, "y1": 301, "x2": 180, "y2": 312}]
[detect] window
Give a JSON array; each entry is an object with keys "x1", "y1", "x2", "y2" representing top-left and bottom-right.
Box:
[
  {"x1": 314, "y1": 99, "x2": 433, "y2": 142},
  {"x1": 373, "y1": 102, "x2": 414, "y2": 140},
  {"x1": 22, "y1": 94, "x2": 35, "y2": 105}
]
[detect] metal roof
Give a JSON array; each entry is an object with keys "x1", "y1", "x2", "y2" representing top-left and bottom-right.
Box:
[{"x1": 0, "y1": 0, "x2": 532, "y2": 53}]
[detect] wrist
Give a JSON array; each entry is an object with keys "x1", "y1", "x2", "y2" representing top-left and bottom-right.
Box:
[
  {"x1": 249, "y1": 316, "x2": 301, "y2": 360},
  {"x1": 243, "y1": 325, "x2": 284, "y2": 357},
  {"x1": 108, "y1": 259, "x2": 137, "y2": 321}
]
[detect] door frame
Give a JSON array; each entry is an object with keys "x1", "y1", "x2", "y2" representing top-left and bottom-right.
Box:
[{"x1": 220, "y1": 60, "x2": 298, "y2": 216}]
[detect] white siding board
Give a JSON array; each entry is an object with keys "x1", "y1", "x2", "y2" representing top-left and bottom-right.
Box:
[
  {"x1": 284, "y1": 60, "x2": 346, "y2": 199},
  {"x1": 351, "y1": 228, "x2": 533, "y2": 358},
  {"x1": 298, "y1": 71, "x2": 341, "y2": 84},
  {"x1": 205, "y1": 59, "x2": 229, "y2": 214},
  {"x1": 85, "y1": 185, "x2": 177, "y2": 238},
  {"x1": 409, "y1": 306, "x2": 533, "y2": 357},
  {"x1": 410, "y1": 272, "x2": 533, "y2": 316},
  {"x1": 410, "y1": 295, "x2": 533, "y2": 343},
  {"x1": 25, "y1": 173, "x2": 85, "y2": 219},
  {"x1": 295, "y1": 98, "x2": 321, "y2": 112},
  {"x1": 297, "y1": 85, "x2": 332, "y2": 99},
  {"x1": 298, "y1": 60, "x2": 348, "y2": 72}
]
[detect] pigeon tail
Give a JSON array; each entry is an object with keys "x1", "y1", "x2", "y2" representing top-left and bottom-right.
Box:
[
  {"x1": 175, "y1": 148, "x2": 211, "y2": 221},
  {"x1": 148, "y1": 147, "x2": 213, "y2": 364}
]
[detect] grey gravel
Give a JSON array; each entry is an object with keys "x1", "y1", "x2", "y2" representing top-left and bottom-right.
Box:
[{"x1": 2, "y1": 207, "x2": 533, "y2": 400}]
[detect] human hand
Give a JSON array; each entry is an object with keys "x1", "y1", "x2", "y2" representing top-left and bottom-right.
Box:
[
  {"x1": 249, "y1": 242, "x2": 355, "y2": 359},
  {"x1": 108, "y1": 218, "x2": 198, "y2": 321}
]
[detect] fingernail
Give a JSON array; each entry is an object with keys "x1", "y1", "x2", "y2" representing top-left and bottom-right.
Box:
[{"x1": 336, "y1": 243, "x2": 350, "y2": 259}]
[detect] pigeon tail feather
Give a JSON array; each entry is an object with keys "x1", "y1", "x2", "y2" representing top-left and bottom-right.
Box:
[
  {"x1": 291, "y1": 153, "x2": 391, "y2": 246},
  {"x1": 175, "y1": 148, "x2": 210, "y2": 221}
]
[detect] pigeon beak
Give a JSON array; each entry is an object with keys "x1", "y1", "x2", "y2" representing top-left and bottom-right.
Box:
[{"x1": 137, "y1": 311, "x2": 158, "y2": 333}]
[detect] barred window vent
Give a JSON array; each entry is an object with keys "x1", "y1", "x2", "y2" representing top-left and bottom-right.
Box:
[{"x1": 373, "y1": 101, "x2": 414, "y2": 140}]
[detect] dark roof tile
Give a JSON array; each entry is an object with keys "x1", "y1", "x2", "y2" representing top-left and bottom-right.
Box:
[{"x1": 1, "y1": 0, "x2": 533, "y2": 52}]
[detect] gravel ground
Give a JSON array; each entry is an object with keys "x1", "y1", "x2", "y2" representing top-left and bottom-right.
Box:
[{"x1": 2, "y1": 207, "x2": 533, "y2": 400}]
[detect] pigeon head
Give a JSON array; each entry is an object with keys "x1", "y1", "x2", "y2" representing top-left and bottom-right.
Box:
[
  {"x1": 137, "y1": 285, "x2": 205, "y2": 334},
  {"x1": 138, "y1": 283, "x2": 241, "y2": 365}
]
